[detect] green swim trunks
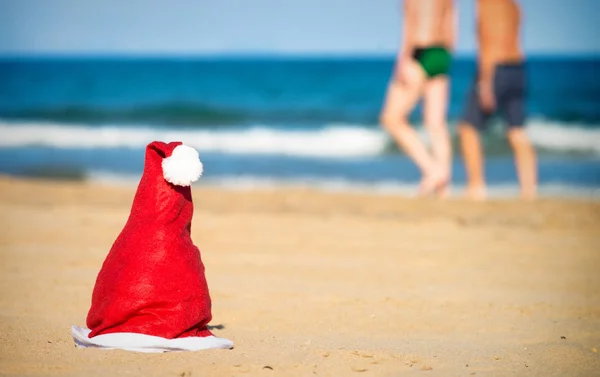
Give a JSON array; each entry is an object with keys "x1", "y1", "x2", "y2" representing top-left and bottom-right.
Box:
[{"x1": 412, "y1": 46, "x2": 452, "y2": 78}]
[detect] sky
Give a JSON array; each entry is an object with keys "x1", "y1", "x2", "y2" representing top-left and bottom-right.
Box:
[{"x1": 0, "y1": 0, "x2": 598, "y2": 56}]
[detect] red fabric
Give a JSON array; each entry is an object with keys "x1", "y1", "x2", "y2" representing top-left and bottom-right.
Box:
[{"x1": 87, "y1": 141, "x2": 213, "y2": 339}]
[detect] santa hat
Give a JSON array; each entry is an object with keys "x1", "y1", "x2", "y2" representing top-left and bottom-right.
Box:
[{"x1": 71, "y1": 141, "x2": 233, "y2": 352}]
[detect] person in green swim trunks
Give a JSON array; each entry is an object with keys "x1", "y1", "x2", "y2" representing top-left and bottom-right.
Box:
[{"x1": 380, "y1": 0, "x2": 456, "y2": 197}]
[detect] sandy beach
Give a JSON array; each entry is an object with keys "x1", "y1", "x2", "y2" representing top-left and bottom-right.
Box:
[{"x1": 0, "y1": 175, "x2": 599, "y2": 376}]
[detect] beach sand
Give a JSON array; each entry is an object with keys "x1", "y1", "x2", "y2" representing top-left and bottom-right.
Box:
[{"x1": 0, "y1": 175, "x2": 599, "y2": 376}]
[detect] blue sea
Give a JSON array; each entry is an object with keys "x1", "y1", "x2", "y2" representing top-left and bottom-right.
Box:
[{"x1": 0, "y1": 56, "x2": 599, "y2": 198}]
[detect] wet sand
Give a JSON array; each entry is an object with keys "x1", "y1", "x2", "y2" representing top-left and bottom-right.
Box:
[{"x1": 0, "y1": 176, "x2": 599, "y2": 376}]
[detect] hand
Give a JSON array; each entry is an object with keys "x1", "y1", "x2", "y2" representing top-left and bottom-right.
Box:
[
  {"x1": 392, "y1": 60, "x2": 409, "y2": 86},
  {"x1": 395, "y1": 51, "x2": 409, "y2": 73},
  {"x1": 478, "y1": 81, "x2": 496, "y2": 113}
]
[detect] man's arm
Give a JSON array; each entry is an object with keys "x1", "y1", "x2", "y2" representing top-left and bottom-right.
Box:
[
  {"x1": 443, "y1": 0, "x2": 457, "y2": 50},
  {"x1": 476, "y1": 1, "x2": 496, "y2": 85},
  {"x1": 399, "y1": 0, "x2": 414, "y2": 59},
  {"x1": 476, "y1": 0, "x2": 497, "y2": 110},
  {"x1": 478, "y1": 55, "x2": 497, "y2": 111},
  {"x1": 392, "y1": 0, "x2": 413, "y2": 80},
  {"x1": 478, "y1": 56, "x2": 496, "y2": 87}
]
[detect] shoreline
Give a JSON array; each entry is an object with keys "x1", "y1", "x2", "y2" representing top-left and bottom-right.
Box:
[{"x1": 5, "y1": 173, "x2": 600, "y2": 203}]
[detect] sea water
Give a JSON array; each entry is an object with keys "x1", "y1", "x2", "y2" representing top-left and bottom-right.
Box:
[{"x1": 0, "y1": 56, "x2": 598, "y2": 198}]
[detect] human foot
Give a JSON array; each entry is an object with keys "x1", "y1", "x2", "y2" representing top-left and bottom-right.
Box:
[
  {"x1": 520, "y1": 188, "x2": 537, "y2": 201},
  {"x1": 435, "y1": 180, "x2": 451, "y2": 199},
  {"x1": 418, "y1": 168, "x2": 449, "y2": 198},
  {"x1": 465, "y1": 185, "x2": 487, "y2": 201}
]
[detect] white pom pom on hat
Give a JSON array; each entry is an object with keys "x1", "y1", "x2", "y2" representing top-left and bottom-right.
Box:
[{"x1": 162, "y1": 144, "x2": 204, "y2": 186}]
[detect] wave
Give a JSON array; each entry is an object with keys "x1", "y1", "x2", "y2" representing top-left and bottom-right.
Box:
[
  {"x1": 0, "y1": 121, "x2": 388, "y2": 158},
  {"x1": 0, "y1": 103, "x2": 373, "y2": 125},
  {"x1": 1, "y1": 119, "x2": 599, "y2": 157},
  {"x1": 526, "y1": 120, "x2": 600, "y2": 154},
  {"x1": 0, "y1": 103, "x2": 247, "y2": 126}
]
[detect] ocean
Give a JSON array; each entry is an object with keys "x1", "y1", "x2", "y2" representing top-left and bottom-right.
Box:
[{"x1": 0, "y1": 56, "x2": 599, "y2": 198}]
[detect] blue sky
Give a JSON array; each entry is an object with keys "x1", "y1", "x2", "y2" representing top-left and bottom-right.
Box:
[{"x1": 0, "y1": 0, "x2": 598, "y2": 56}]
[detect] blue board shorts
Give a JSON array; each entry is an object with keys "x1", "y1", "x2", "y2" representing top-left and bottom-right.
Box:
[{"x1": 461, "y1": 62, "x2": 527, "y2": 130}]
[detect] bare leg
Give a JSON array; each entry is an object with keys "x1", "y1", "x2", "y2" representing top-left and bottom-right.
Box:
[
  {"x1": 507, "y1": 128, "x2": 537, "y2": 200},
  {"x1": 380, "y1": 59, "x2": 438, "y2": 195},
  {"x1": 458, "y1": 123, "x2": 487, "y2": 200},
  {"x1": 423, "y1": 76, "x2": 452, "y2": 198}
]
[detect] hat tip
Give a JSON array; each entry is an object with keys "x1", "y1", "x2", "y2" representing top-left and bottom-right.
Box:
[{"x1": 162, "y1": 144, "x2": 203, "y2": 186}]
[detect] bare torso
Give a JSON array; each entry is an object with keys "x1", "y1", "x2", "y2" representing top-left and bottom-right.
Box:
[
  {"x1": 477, "y1": 0, "x2": 524, "y2": 63},
  {"x1": 404, "y1": 0, "x2": 453, "y2": 48}
]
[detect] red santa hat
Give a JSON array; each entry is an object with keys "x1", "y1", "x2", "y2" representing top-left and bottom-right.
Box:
[{"x1": 71, "y1": 141, "x2": 233, "y2": 352}]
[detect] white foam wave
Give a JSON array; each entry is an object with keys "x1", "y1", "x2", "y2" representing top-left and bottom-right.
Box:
[
  {"x1": 87, "y1": 171, "x2": 600, "y2": 200},
  {"x1": 1, "y1": 119, "x2": 599, "y2": 157},
  {"x1": 526, "y1": 120, "x2": 600, "y2": 154},
  {"x1": 0, "y1": 121, "x2": 387, "y2": 158}
]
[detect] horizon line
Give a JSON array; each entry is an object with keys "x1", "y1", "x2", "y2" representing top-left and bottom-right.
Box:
[{"x1": 0, "y1": 51, "x2": 598, "y2": 60}]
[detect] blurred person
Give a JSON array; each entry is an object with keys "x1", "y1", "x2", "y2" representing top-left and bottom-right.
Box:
[
  {"x1": 458, "y1": 0, "x2": 537, "y2": 200},
  {"x1": 380, "y1": 0, "x2": 456, "y2": 197}
]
